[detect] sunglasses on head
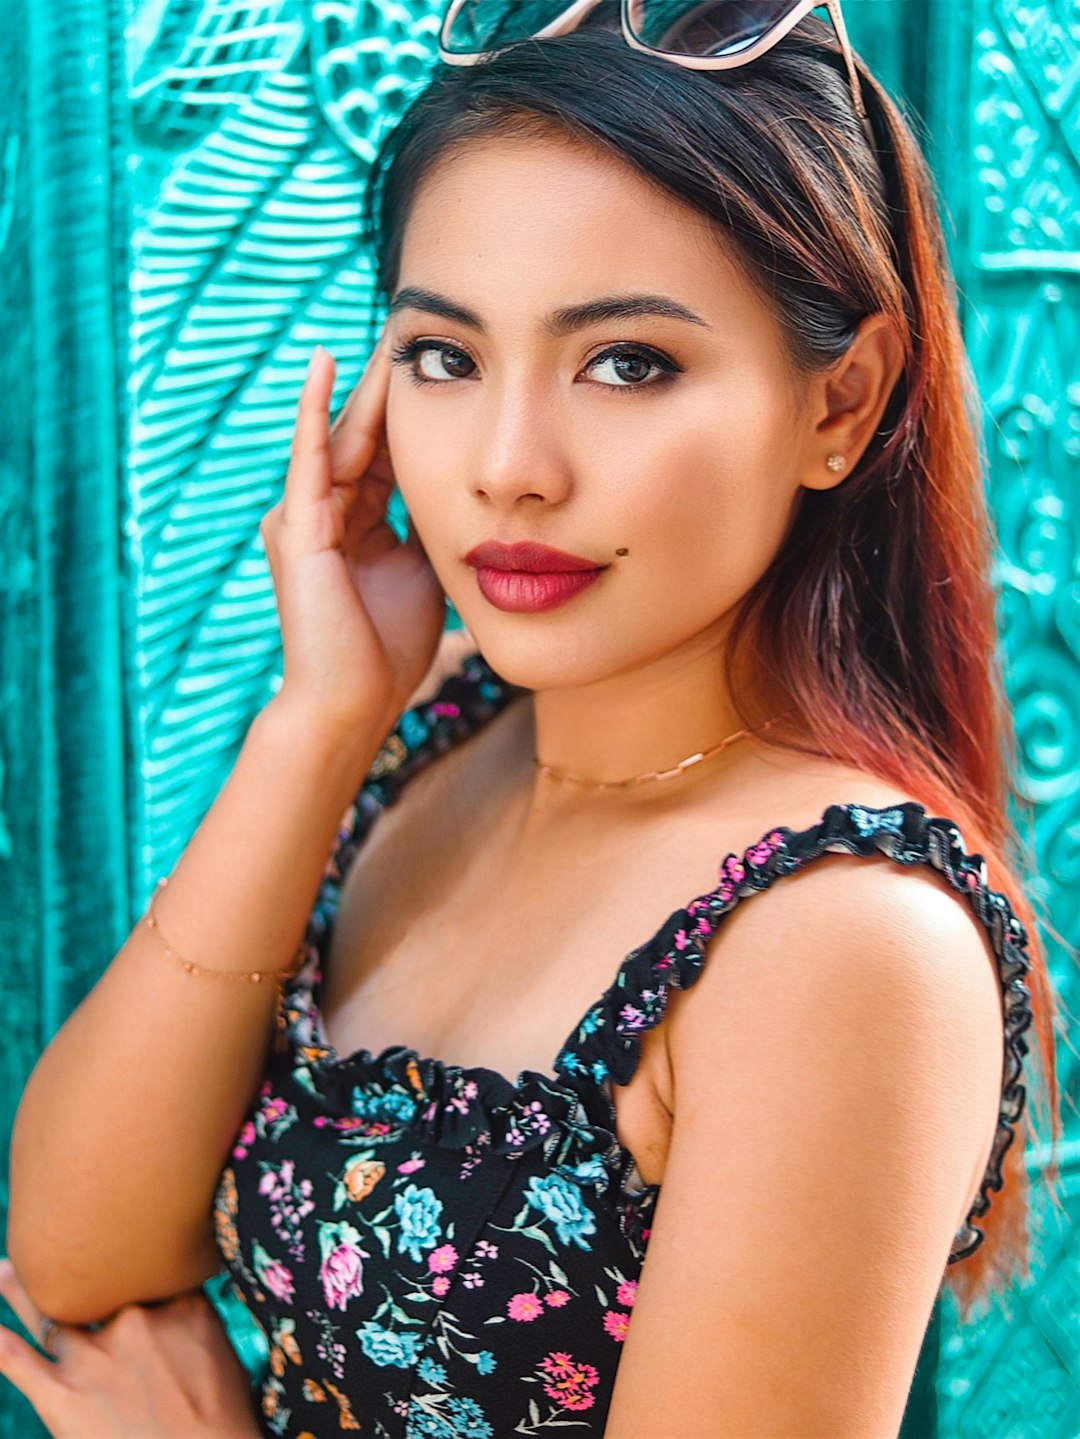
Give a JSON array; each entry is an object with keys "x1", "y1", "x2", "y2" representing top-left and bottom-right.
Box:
[{"x1": 438, "y1": 0, "x2": 876, "y2": 153}]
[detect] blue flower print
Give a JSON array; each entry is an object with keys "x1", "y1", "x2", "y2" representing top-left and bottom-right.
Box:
[
  {"x1": 356, "y1": 1321, "x2": 421, "y2": 1367},
  {"x1": 848, "y1": 803, "x2": 907, "y2": 838},
  {"x1": 557, "y1": 1154, "x2": 608, "y2": 1189},
  {"x1": 405, "y1": 1405, "x2": 456, "y2": 1438},
  {"x1": 474, "y1": 1349, "x2": 497, "y2": 1375},
  {"x1": 446, "y1": 1396, "x2": 494, "y2": 1438},
  {"x1": 399, "y1": 709, "x2": 432, "y2": 749},
  {"x1": 418, "y1": 1356, "x2": 448, "y2": 1386},
  {"x1": 352, "y1": 1086, "x2": 418, "y2": 1125},
  {"x1": 524, "y1": 1172, "x2": 597, "y2": 1249},
  {"x1": 395, "y1": 1182, "x2": 444, "y2": 1262},
  {"x1": 580, "y1": 1007, "x2": 602, "y2": 1035}
]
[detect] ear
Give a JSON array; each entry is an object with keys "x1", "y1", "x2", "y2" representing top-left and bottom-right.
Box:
[{"x1": 798, "y1": 313, "x2": 906, "y2": 492}]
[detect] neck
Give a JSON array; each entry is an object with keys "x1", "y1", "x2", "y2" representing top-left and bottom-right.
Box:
[{"x1": 498, "y1": 637, "x2": 773, "y2": 821}]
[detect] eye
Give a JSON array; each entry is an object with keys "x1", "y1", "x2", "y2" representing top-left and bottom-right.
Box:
[
  {"x1": 389, "y1": 337, "x2": 681, "y2": 392},
  {"x1": 390, "y1": 339, "x2": 477, "y2": 385},
  {"x1": 583, "y1": 344, "x2": 679, "y2": 390}
]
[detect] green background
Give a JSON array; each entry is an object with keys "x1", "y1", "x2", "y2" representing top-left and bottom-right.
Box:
[{"x1": 0, "y1": 1, "x2": 1076, "y2": 1434}]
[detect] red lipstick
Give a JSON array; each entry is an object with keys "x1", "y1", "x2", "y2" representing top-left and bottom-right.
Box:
[{"x1": 464, "y1": 540, "x2": 609, "y2": 613}]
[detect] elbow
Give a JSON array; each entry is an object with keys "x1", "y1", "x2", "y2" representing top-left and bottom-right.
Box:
[
  {"x1": 5, "y1": 1219, "x2": 124, "y2": 1327},
  {"x1": 6, "y1": 1205, "x2": 224, "y2": 1329}
]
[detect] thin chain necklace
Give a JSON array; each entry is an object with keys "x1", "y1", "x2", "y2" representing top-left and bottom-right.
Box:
[{"x1": 533, "y1": 713, "x2": 789, "y2": 791}]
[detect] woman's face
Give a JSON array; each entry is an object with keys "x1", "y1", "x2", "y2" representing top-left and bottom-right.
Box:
[{"x1": 385, "y1": 130, "x2": 829, "y2": 691}]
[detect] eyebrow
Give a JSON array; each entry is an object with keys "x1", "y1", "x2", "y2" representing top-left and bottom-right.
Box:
[{"x1": 386, "y1": 286, "x2": 715, "y2": 337}]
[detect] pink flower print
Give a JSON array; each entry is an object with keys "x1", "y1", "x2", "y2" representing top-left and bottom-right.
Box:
[
  {"x1": 427, "y1": 1244, "x2": 458, "y2": 1274},
  {"x1": 746, "y1": 838, "x2": 777, "y2": 865},
  {"x1": 432, "y1": 1275, "x2": 450, "y2": 1297},
  {"x1": 508, "y1": 1292, "x2": 544, "y2": 1322},
  {"x1": 673, "y1": 928, "x2": 691, "y2": 951},
  {"x1": 475, "y1": 1240, "x2": 499, "y2": 1260},
  {"x1": 258, "y1": 1169, "x2": 277, "y2": 1196},
  {"x1": 463, "y1": 1080, "x2": 479, "y2": 1100},
  {"x1": 619, "y1": 1004, "x2": 645, "y2": 1030},
  {"x1": 603, "y1": 1309, "x2": 631, "y2": 1341},
  {"x1": 616, "y1": 1280, "x2": 638, "y2": 1307},
  {"x1": 233, "y1": 1121, "x2": 256, "y2": 1160},
  {"x1": 462, "y1": 1272, "x2": 484, "y2": 1288},
  {"x1": 317, "y1": 1221, "x2": 369, "y2": 1312},
  {"x1": 717, "y1": 879, "x2": 734, "y2": 901},
  {"x1": 537, "y1": 1352, "x2": 600, "y2": 1411},
  {"x1": 522, "y1": 1100, "x2": 551, "y2": 1134},
  {"x1": 398, "y1": 1157, "x2": 425, "y2": 1174},
  {"x1": 507, "y1": 1127, "x2": 525, "y2": 1147},
  {"x1": 252, "y1": 1241, "x2": 295, "y2": 1303},
  {"x1": 430, "y1": 701, "x2": 460, "y2": 718},
  {"x1": 724, "y1": 856, "x2": 746, "y2": 883},
  {"x1": 545, "y1": 1290, "x2": 570, "y2": 1307}
]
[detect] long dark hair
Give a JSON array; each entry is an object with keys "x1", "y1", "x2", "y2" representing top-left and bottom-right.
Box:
[{"x1": 361, "y1": 12, "x2": 1066, "y2": 1318}]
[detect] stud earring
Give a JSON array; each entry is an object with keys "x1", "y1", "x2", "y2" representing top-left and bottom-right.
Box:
[{"x1": 826, "y1": 453, "x2": 846, "y2": 473}]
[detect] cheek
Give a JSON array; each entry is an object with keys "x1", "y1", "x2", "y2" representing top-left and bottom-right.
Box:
[
  {"x1": 607, "y1": 395, "x2": 797, "y2": 571},
  {"x1": 384, "y1": 393, "x2": 447, "y2": 515}
]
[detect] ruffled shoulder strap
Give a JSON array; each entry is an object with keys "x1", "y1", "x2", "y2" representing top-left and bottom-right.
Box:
[
  {"x1": 553, "y1": 800, "x2": 1034, "y2": 1265},
  {"x1": 319, "y1": 647, "x2": 529, "y2": 890}
]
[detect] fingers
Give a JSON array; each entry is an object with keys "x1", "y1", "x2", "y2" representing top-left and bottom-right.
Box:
[
  {"x1": 282, "y1": 345, "x2": 338, "y2": 524},
  {"x1": 0, "y1": 1320, "x2": 61, "y2": 1423},
  {"x1": 326, "y1": 329, "x2": 394, "y2": 490},
  {"x1": 0, "y1": 1256, "x2": 46, "y2": 1348},
  {"x1": 0, "y1": 1261, "x2": 64, "y2": 1426}
]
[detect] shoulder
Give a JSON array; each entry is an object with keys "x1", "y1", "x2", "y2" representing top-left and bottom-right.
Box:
[
  {"x1": 664, "y1": 762, "x2": 1006, "y2": 1214},
  {"x1": 603, "y1": 778, "x2": 1008, "y2": 1436}
]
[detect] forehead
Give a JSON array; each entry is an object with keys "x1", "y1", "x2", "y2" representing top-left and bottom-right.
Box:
[{"x1": 396, "y1": 130, "x2": 767, "y2": 329}]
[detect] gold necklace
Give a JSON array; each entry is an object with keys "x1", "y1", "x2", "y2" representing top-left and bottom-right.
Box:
[{"x1": 533, "y1": 713, "x2": 789, "y2": 791}]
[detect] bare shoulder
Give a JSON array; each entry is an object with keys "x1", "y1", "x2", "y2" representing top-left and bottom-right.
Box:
[
  {"x1": 685, "y1": 750, "x2": 1005, "y2": 1036},
  {"x1": 603, "y1": 763, "x2": 1009, "y2": 1437}
]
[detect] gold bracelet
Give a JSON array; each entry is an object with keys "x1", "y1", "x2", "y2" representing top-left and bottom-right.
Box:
[{"x1": 146, "y1": 877, "x2": 308, "y2": 986}]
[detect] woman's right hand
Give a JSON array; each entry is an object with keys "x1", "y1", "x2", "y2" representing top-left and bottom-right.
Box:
[{"x1": 260, "y1": 331, "x2": 447, "y2": 742}]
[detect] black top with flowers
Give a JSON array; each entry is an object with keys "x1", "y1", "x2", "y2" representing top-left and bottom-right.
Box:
[{"x1": 212, "y1": 648, "x2": 1034, "y2": 1439}]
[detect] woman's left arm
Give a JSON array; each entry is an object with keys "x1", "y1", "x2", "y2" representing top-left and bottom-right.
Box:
[
  {"x1": 603, "y1": 854, "x2": 1006, "y2": 1439},
  {"x1": 0, "y1": 1258, "x2": 263, "y2": 1438}
]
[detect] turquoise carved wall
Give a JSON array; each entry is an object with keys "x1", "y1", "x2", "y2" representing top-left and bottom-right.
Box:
[{"x1": 0, "y1": 2, "x2": 1075, "y2": 1436}]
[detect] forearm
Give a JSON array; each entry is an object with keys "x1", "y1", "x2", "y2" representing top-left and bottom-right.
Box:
[{"x1": 7, "y1": 696, "x2": 390, "y2": 1325}]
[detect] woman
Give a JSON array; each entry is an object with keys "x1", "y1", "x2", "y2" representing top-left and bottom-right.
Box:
[{"x1": 1, "y1": 2, "x2": 1063, "y2": 1436}]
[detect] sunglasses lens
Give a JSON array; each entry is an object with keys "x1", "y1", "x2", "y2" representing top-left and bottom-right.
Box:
[
  {"x1": 442, "y1": 2, "x2": 578, "y2": 54},
  {"x1": 626, "y1": 1, "x2": 805, "y2": 56}
]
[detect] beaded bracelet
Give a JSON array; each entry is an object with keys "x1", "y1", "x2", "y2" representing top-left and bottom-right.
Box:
[{"x1": 145, "y1": 877, "x2": 308, "y2": 986}]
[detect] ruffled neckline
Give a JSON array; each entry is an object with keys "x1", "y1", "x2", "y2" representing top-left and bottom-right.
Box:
[{"x1": 277, "y1": 646, "x2": 1035, "y2": 1265}]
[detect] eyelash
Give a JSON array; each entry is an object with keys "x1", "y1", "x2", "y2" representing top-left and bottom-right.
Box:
[{"x1": 389, "y1": 338, "x2": 681, "y2": 393}]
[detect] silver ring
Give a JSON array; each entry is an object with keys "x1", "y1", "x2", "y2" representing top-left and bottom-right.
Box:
[{"x1": 38, "y1": 1315, "x2": 62, "y2": 1359}]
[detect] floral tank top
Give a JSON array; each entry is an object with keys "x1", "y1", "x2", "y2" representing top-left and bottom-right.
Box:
[{"x1": 212, "y1": 648, "x2": 1034, "y2": 1439}]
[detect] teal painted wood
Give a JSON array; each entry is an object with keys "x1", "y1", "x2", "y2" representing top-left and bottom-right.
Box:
[
  {"x1": 1, "y1": 2, "x2": 1074, "y2": 1436},
  {"x1": 0, "y1": 0, "x2": 130, "y2": 1433},
  {"x1": 922, "y1": 0, "x2": 1080, "y2": 1429}
]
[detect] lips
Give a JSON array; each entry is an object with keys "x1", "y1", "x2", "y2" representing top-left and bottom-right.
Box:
[{"x1": 464, "y1": 540, "x2": 606, "y2": 574}]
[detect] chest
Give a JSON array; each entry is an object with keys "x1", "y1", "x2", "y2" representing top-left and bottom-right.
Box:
[{"x1": 313, "y1": 792, "x2": 743, "y2": 1189}]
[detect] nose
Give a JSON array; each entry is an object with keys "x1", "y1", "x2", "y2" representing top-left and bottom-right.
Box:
[{"x1": 467, "y1": 381, "x2": 573, "y2": 509}]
